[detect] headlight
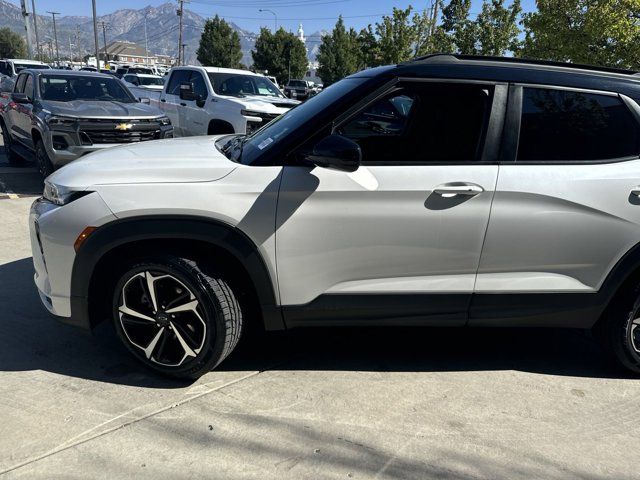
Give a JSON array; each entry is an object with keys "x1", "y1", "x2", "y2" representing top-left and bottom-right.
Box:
[
  {"x1": 43, "y1": 180, "x2": 90, "y2": 206},
  {"x1": 241, "y1": 109, "x2": 264, "y2": 118},
  {"x1": 158, "y1": 116, "x2": 171, "y2": 126},
  {"x1": 45, "y1": 115, "x2": 76, "y2": 127}
]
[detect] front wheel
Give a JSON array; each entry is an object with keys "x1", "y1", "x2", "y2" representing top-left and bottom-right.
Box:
[
  {"x1": 594, "y1": 288, "x2": 640, "y2": 374},
  {"x1": 112, "y1": 256, "x2": 243, "y2": 379},
  {"x1": 35, "y1": 140, "x2": 54, "y2": 178}
]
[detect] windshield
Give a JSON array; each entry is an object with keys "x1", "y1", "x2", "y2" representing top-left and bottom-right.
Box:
[
  {"x1": 128, "y1": 67, "x2": 153, "y2": 74},
  {"x1": 207, "y1": 72, "x2": 284, "y2": 98},
  {"x1": 138, "y1": 77, "x2": 164, "y2": 86},
  {"x1": 239, "y1": 77, "x2": 367, "y2": 165},
  {"x1": 39, "y1": 75, "x2": 136, "y2": 102},
  {"x1": 288, "y1": 80, "x2": 306, "y2": 87},
  {"x1": 15, "y1": 63, "x2": 50, "y2": 73}
]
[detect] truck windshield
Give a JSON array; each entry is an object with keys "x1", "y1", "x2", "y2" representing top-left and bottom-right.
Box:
[
  {"x1": 39, "y1": 75, "x2": 136, "y2": 102},
  {"x1": 14, "y1": 63, "x2": 50, "y2": 73},
  {"x1": 207, "y1": 72, "x2": 284, "y2": 98},
  {"x1": 288, "y1": 80, "x2": 306, "y2": 87},
  {"x1": 138, "y1": 76, "x2": 164, "y2": 86}
]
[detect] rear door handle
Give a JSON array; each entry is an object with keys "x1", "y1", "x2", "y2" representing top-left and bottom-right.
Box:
[
  {"x1": 160, "y1": 98, "x2": 166, "y2": 102},
  {"x1": 180, "y1": 102, "x2": 187, "y2": 107},
  {"x1": 631, "y1": 187, "x2": 640, "y2": 196},
  {"x1": 433, "y1": 183, "x2": 484, "y2": 196}
]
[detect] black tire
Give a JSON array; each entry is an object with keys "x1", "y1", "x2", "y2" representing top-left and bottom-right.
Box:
[
  {"x1": 35, "y1": 139, "x2": 54, "y2": 178},
  {"x1": 0, "y1": 120, "x2": 23, "y2": 165},
  {"x1": 593, "y1": 287, "x2": 640, "y2": 374},
  {"x1": 112, "y1": 255, "x2": 243, "y2": 379}
]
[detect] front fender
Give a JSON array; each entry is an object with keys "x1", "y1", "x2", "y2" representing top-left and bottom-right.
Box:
[{"x1": 70, "y1": 215, "x2": 284, "y2": 331}]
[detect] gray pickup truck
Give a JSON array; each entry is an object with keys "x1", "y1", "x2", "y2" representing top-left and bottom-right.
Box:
[{"x1": 0, "y1": 69, "x2": 173, "y2": 177}]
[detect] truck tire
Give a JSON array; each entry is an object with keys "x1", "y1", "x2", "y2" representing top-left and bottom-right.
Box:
[
  {"x1": 0, "y1": 120, "x2": 23, "y2": 166},
  {"x1": 35, "y1": 139, "x2": 54, "y2": 178},
  {"x1": 112, "y1": 255, "x2": 243, "y2": 379}
]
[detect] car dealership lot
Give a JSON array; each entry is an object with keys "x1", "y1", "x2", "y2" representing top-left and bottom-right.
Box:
[{"x1": 0, "y1": 139, "x2": 639, "y2": 479}]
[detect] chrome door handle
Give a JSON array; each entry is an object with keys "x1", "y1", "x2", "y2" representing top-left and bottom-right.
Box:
[
  {"x1": 631, "y1": 188, "x2": 640, "y2": 196},
  {"x1": 433, "y1": 184, "x2": 484, "y2": 196}
]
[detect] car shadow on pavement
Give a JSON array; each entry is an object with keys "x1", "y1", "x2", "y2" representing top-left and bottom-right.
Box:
[
  {"x1": 0, "y1": 257, "x2": 633, "y2": 386},
  {"x1": 0, "y1": 257, "x2": 187, "y2": 388}
]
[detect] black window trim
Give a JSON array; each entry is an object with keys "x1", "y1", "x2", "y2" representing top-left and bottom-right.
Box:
[
  {"x1": 503, "y1": 82, "x2": 640, "y2": 165},
  {"x1": 331, "y1": 77, "x2": 508, "y2": 166}
]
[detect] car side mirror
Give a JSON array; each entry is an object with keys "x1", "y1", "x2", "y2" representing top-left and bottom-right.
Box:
[
  {"x1": 179, "y1": 82, "x2": 196, "y2": 101},
  {"x1": 302, "y1": 134, "x2": 361, "y2": 172},
  {"x1": 139, "y1": 97, "x2": 150, "y2": 104},
  {"x1": 11, "y1": 92, "x2": 31, "y2": 104}
]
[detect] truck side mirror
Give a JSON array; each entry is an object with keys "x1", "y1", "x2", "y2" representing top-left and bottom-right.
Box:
[
  {"x1": 179, "y1": 82, "x2": 196, "y2": 101},
  {"x1": 11, "y1": 92, "x2": 31, "y2": 104}
]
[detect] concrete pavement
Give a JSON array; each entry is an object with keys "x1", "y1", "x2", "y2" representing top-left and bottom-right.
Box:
[{"x1": 0, "y1": 136, "x2": 638, "y2": 479}]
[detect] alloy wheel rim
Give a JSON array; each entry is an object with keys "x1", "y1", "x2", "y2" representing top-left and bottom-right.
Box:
[{"x1": 118, "y1": 270, "x2": 207, "y2": 367}]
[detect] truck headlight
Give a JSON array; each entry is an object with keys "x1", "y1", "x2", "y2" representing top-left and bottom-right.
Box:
[
  {"x1": 43, "y1": 180, "x2": 90, "y2": 206},
  {"x1": 158, "y1": 116, "x2": 171, "y2": 126},
  {"x1": 45, "y1": 115, "x2": 76, "y2": 127},
  {"x1": 241, "y1": 109, "x2": 264, "y2": 118}
]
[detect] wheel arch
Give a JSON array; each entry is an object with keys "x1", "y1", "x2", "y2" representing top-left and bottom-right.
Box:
[
  {"x1": 594, "y1": 241, "x2": 640, "y2": 329},
  {"x1": 207, "y1": 119, "x2": 234, "y2": 135},
  {"x1": 70, "y1": 215, "x2": 283, "y2": 332}
]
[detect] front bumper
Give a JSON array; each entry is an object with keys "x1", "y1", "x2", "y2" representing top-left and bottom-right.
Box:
[
  {"x1": 44, "y1": 125, "x2": 174, "y2": 167},
  {"x1": 29, "y1": 193, "x2": 116, "y2": 325}
]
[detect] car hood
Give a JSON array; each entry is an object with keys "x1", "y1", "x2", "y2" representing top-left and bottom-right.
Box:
[
  {"x1": 41, "y1": 100, "x2": 164, "y2": 119},
  {"x1": 48, "y1": 136, "x2": 238, "y2": 189},
  {"x1": 228, "y1": 95, "x2": 299, "y2": 110}
]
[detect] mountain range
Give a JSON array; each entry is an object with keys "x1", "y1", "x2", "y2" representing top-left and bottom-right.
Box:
[{"x1": 0, "y1": 0, "x2": 325, "y2": 65}]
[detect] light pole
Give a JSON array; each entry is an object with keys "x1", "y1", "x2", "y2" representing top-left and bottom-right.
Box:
[
  {"x1": 92, "y1": 0, "x2": 100, "y2": 69},
  {"x1": 258, "y1": 9, "x2": 277, "y2": 31},
  {"x1": 31, "y1": 0, "x2": 41, "y2": 60},
  {"x1": 47, "y1": 11, "x2": 60, "y2": 66}
]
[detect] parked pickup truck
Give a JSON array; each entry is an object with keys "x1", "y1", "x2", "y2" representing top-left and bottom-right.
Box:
[
  {"x1": 283, "y1": 79, "x2": 317, "y2": 100},
  {"x1": 0, "y1": 58, "x2": 50, "y2": 93},
  {"x1": 0, "y1": 69, "x2": 172, "y2": 177},
  {"x1": 156, "y1": 66, "x2": 299, "y2": 137}
]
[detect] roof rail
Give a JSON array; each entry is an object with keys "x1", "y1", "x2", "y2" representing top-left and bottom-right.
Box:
[{"x1": 405, "y1": 53, "x2": 637, "y2": 76}]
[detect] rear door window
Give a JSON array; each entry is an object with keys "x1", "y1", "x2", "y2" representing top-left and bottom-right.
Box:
[
  {"x1": 14, "y1": 73, "x2": 27, "y2": 93},
  {"x1": 517, "y1": 87, "x2": 640, "y2": 161},
  {"x1": 23, "y1": 74, "x2": 34, "y2": 99}
]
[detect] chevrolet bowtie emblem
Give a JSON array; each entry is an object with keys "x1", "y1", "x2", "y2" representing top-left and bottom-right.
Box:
[{"x1": 115, "y1": 123, "x2": 133, "y2": 131}]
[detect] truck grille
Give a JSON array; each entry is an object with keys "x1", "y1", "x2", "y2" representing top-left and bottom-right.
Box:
[{"x1": 78, "y1": 118, "x2": 162, "y2": 144}]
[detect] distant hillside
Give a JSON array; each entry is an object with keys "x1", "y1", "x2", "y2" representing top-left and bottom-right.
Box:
[{"x1": 0, "y1": 0, "x2": 320, "y2": 66}]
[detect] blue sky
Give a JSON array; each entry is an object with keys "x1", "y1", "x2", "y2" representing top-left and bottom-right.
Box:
[{"x1": 9, "y1": 0, "x2": 536, "y2": 38}]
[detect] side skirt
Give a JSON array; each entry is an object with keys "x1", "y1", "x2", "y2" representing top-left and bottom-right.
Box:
[{"x1": 282, "y1": 292, "x2": 605, "y2": 329}]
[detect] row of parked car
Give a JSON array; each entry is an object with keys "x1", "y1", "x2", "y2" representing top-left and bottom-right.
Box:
[{"x1": 0, "y1": 58, "x2": 301, "y2": 177}]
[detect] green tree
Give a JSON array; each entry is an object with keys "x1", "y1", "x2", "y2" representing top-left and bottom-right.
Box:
[
  {"x1": 252, "y1": 27, "x2": 308, "y2": 85},
  {"x1": 356, "y1": 25, "x2": 381, "y2": 69},
  {"x1": 441, "y1": 0, "x2": 478, "y2": 54},
  {"x1": 317, "y1": 17, "x2": 359, "y2": 85},
  {"x1": 375, "y1": 7, "x2": 416, "y2": 64},
  {"x1": 196, "y1": 15, "x2": 243, "y2": 68},
  {"x1": 0, "y1": 28, "x2": 26, "y2": 59},
  {"x1": 476, "y1": 0, "x2": 521, "y2": 55},
  {"x1": 520, "y1": 0, "x2": 640, "y2": 69}
]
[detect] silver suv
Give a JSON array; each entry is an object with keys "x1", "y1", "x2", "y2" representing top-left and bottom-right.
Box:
[{"x1": 29, "y1": 55, "x2": 640, "y2": 378}]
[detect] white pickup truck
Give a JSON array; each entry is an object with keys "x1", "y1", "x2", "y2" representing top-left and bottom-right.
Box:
[{"x1": 156, "y1": 66, "x2": 299, "y2": 136}]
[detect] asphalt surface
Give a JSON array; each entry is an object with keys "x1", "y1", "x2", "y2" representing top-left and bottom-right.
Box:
[{"x1": 0, "y1": 135, "x2": 639, "y2": 479}]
